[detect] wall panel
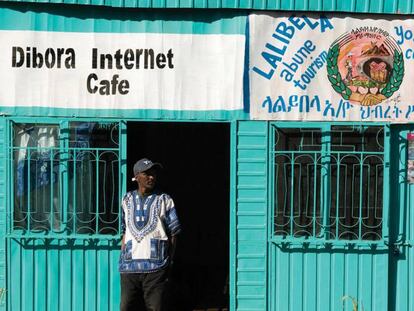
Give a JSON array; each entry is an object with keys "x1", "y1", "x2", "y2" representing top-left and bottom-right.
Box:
[
  {"x1": 8, "y1": 239, "x2": 120, "y2": 311},
  {"x1": 236, "y1": 121, "x2": 268, "y2": 311},
  {"x1": 0, "y1": 118, "x2": 7, "y2": 311},
  {"x1": 389, "y1": 125, "x2": 414, "y2": 311},
  {"x1": 271, "y1": 246, "x2": 389, "y2": 311}
]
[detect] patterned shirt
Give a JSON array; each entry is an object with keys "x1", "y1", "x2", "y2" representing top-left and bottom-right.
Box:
[{"x1": 119, "y1": 190, "x2": 181, "y2": 273}]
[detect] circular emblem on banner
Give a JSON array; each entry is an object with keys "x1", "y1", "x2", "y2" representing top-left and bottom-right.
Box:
[{"x1": 327, "y1": 28, "x2": 404, "y2": 106}]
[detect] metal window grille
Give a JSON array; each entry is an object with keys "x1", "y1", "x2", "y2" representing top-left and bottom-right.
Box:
[
  {"x1": 9, "y1": 122, "x2": 121, "y2": 237},
  {"x1": 272, "y1": 124, "x2": 385, "y2": 241}
]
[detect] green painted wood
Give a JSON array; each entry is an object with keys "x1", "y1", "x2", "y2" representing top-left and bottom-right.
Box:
[
  {"x1": 72, "y1": 242, "x2": 85, "y2": 311},
  {"x1": 9, "y1": 240, "x2": 22, "y2": 311},
  {"x1": 0, "y1": 106, "x2": 249, "y2": 121},
  {"x1": 330, "y1": 252, "x2": 345, "y2": 311},
  {"x1": 47, "y1": 243, "x2": 59, "y2": 311},
  {"x1": 110, "y1": 247, "x2": 121, "y2": 311},
  {"x1": 34, "y1": 240, "x2": 46, "y2": 311},
  {"x1": 97, "y1": 243, "x2": 108, "y2": 311},
  {"x1": 21, "y1": 241, "x2": 34, "y2": 311},
  {"x1": 317, "y1": 252, "x2": 331, "y2": 311},
  {"x1": 291, "y1": 253, "x2": 304, "y2": 311},
  {"x1": 230, "y1": 121, "x2": 238, "y2": 311},
  {"x1": 7, "y1": 239, "x2": 120, "y2": 311},
  {"x1": 60, "y1": 242, "x2": 72, "y2": 311},
  {"x1": 0, "y1": 118, "x2": 6, "y2": 311},
  {"x1": 388, "y1": 125, "x2": 414, "y2": 311},
  {"x1": 0, "y1": 3, "x2": 246, "y2": 35},
  {"x1": 304, "y1": 252, "x2": 317, "y2": 311},
  {"x1": 0, "y1": 119, "x2": 412, "y2": 311},
  {"x1": 271, "y1": 248, "x2": 389, "y2": 311},
  {"x1": 274, "y1": 246, "x2": 289, "y2": 310},
  {"x1": 360, "y1": 254, "x2": 373, "y2": 310},
  {"x1": 269, "y1": 123, "x2": 390, "y2": 311},
  {"x1": 236, "y1": 121, "x2": 268, "y2": 311},
  {"x1": 5, "y1": 119, "x2": 125, "y2": 310},
  {"x1": 0, "y1": 0, "x2": 413, "y2": 13}
]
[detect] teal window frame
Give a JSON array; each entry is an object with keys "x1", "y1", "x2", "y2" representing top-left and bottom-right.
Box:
[
  {"x1": 268, "y1": 122, "x2": 391, "y2": 248},
  {"x1": 7, "y1": 117, "x2": 127, "y2": 240}
]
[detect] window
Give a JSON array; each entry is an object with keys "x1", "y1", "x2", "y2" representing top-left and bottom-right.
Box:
[
  {"x1": 272, "y1": 124, "x2": 386, "y2": 241},
  {"x1": 11, "y1": 121, "x2": 121, "y2": 236}
]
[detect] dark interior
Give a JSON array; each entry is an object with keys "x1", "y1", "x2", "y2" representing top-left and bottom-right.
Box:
[{"x1": 127, "y1": 121, "x2": 230, "y2": 311}]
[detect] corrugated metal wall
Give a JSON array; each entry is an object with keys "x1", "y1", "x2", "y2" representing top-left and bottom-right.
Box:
[
  {"x1": 270, "y1": 245, "x2": 389, "y2": 311},
  {"x1": 0, "y1": 118, "x2": 6, "y2": 311},
  {"x1": 1, "y1": 2, "x2": 413, "y2": 310},
  {"x1": 389, "y1": 125, "x2": 414, "y2": 311},
  {"x1": 235, "y1": 121, "x2": 268, "y2": 311},
  {"x1": 7, "y1": 239, "x2": 120, "y2": 311},
  {"x1": 268, "y1": 124, "x2": 391, "y2": 311},
  {"x1": 235, "y1": 121, "x2": 404, "y2": 311},
  {"x1": 1, "y1": 0, "x2": 413, "y2": 13},
  {"x1": 4, "y1": 119, "x2": 126, "y2": 311}
]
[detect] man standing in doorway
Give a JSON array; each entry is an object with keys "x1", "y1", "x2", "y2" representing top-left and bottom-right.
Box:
[{"x1": 119, "y1": 158, "x2": 181, "y2": 311}]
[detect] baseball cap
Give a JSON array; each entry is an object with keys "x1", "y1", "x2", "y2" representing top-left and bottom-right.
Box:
[{"x1": 132, "y1": 158, "x2": 162, "y2": 179}]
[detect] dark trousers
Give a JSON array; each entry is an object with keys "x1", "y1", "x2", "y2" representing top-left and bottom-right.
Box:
[{"x1": 120, "y1": 268, "x2": 169, "y2": 311}]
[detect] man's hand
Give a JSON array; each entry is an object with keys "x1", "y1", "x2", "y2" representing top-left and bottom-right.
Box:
[
  {"x1": 169, "y1": 235, "x2": 177, "y2": 262},
  {"x1": 121, "y1": 235, "x2": 126, "y2": 250}
]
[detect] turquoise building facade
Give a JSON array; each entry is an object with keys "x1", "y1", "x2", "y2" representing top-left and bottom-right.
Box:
[{"x1": 1, "y1": 0, "x2": 414, "y2": 310}]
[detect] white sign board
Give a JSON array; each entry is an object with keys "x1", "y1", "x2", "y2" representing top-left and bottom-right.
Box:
[
  {"x1": 0, "y1": 31, "x2": 245, "y2": 111},
  {"x1": 250, "y1": 13, "x2": 414, "y2": 122}
]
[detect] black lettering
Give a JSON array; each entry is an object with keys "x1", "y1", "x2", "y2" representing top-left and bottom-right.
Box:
[
  {"x1": 124, "y1": 49, "x2": 134, "y2": 69},
  {"x1": 32, "y1": 47, "x2": 43, "y2": 68},
  {"x1": 99, "y1": 79, "x2": 110, "y2": 95},
  {"x1": 65, "y1": 48, "x2": 76, "y2": 69},
  {"x1": 111, "y1": 74, "x2": 119, "y2": 94},
  {"x1": 136, "y1": 49, "x2": 143, "y2": 69},
  {"x1": 144, "y1": 49, "x2": 154, "y2": 69},
  {"x1": 56, "y1": 48, "x2": 64, "y2": 68},
  {"x1": 156, "y1": 53, "x2": 166, "y2": 68},
  {"x1": 45, "y1": 48, "x2": 56, "y2": 68},
  {"x1": 114, "y1": 49, "x2": 123, "y2": 70},
  {"x1": 87, "y1": 73, "x2": 98, "y2": 93},
  {"x1": 119, "y1": 80, "x2": 129, "y2": 95},
  {"x1": 167, "y1": 49, "x2": 174, "y2": 68},
  {"x1": 101, "y1": 53, "x2": 113, "y2": 69},
  {"x1": 12, "y1": 47, "x2": 24, "y2": 67},
  {"x1": 26, "y1": 47, "x2": 31, "y2": 68},
  {"x1": 92, "y1": 48, "x2": 98, "y2": 69}
]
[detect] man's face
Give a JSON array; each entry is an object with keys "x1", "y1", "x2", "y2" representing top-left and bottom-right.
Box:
[{"x1": 136, "y1": 167, "x2": 157, "y2": 191}]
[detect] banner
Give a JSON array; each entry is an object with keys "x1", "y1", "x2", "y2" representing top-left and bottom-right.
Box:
[
  {"x1": 0, "y1": 30, "x2": 245, "y2": 111},
  {"x1": 250, "y1": 13, "x2": 414, "y2": 122}
]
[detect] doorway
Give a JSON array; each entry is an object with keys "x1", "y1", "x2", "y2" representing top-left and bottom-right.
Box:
[{"x1": 127, "y1": 121, "x2": 230, "y2": 311}]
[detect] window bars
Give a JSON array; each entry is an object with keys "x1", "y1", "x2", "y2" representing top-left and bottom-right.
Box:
[
  {"x1": 272, "y1": 125, "x2": 385, "y2": 241},
  {"x1": 10, "y1": 122, "x2": 121, "y2": 237}
]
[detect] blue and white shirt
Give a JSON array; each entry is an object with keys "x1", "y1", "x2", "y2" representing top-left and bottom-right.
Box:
[{"x1": 119, "y1": 190, "x2": 181, "y2": 273}]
